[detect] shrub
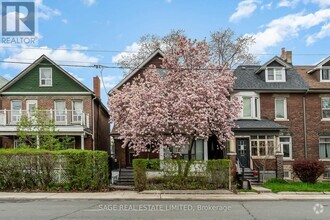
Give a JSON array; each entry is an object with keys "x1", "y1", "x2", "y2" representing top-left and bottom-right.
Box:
[
  {"x1": 133, "y1": 159, "x2": 147, "y2": 191},
  {"x1": 0, "y1": 149, "x2": 109, "y2": 191},
  {"x1": 292, "y1": 159, "x2": 325, "y2": 184}
]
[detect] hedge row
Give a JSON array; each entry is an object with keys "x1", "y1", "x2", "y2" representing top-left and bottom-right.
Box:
[
  {"x1": 133, "y1": 159, "x2": 231, "y2": 191},
  {"x1": 0, "y1": 149, "x2": 109, "y2": 191}
]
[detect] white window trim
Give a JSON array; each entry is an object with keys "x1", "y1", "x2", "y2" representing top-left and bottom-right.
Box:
[
  {"x1": 10, "y1": 100, "x2": 22, "y2": 124},
  {"x1": 323, "y1": 169, "x2": 330, "y2": 179},
  {"x1": 265, "y1": 67, "x2": 286, "y2": 82},
  {"x1": 280, "y1": 136, "x2": 292, "y2": 160},
  {"x1": 72, "y1": 100, "x2": 83, "y2": 123},
  {"x1": 284, "y1": 170, "x2": 292, "y2": 180},
  {"x1": 240, "y1": 96, "x2": 260, "y2": 120},
  {"x1": 321, "y1": 97, "x2": 330, "y2": 120},
  {"x1": 39, "y1": 67, "x2": 53, "y2": 87},
  {"x1": 275, "y1": 98, "x2": 288, "y2": 120},
  {"x1": 320, "y1": 67, "x2": 330, "y2": 82},
  {"x1": 319, "y1": 136, "x2": 330, "y2": 160},
  {"x1": 250, "y1": 136, "x2": 276, "y2": 158}
]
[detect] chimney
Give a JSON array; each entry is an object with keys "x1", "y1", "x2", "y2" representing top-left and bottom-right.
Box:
[
  {"x1": 93, "y1": 76, "x2": 100, "y2": 99},
  {"x1": 280, "y1": 48, "x2": 292, "y2": 65}
]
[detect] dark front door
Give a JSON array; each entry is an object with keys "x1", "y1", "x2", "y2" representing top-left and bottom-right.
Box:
[{"x1": 236, "y1": 138, "x2": 250, "y2": 168}]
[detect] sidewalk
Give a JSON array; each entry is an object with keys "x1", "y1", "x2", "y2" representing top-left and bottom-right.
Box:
[{"x1": 0, "y1": 190, "x2": 329, "y2": 201}]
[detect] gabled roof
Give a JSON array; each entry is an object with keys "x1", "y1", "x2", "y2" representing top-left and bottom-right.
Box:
[
  {"x1": 109, "y1": 49, "x2": 165, "y2": 93},
  {"x1": 255, "y1": 56, "x2": 292, "y2": 74},
  {"x1": 0, "y1": 55, "x2": 93, "y2": 93},
  {"x1": 0, "y1": 76, "x2": 9, "y2": 89},
  {"x1": 306, "y1": 56, "x2": 330, "y2": 74},
  {"x1": 234, "y1": 65, "x2": 308, "y2": 91}
]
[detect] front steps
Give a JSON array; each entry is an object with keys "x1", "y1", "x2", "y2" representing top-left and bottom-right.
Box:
[{"x1": 114, "y1": 168, "x2": 135, "y2": 186}]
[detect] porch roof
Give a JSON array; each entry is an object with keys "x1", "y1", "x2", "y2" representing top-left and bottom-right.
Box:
[{"x1": 234, "y1": 119, "x2": 287, "y2": 131}]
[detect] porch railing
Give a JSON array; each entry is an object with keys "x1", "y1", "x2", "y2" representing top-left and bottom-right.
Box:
[{"x1": 0, "y1": 109, "x2": 90, "y2": 128}]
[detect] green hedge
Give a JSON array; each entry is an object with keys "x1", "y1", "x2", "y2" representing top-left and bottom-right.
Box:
[
  {"x1": 133, "y1": 159, "x2": 231, "y2": 191},
  {"x1": 0, "y1": 149, "x2": 109, "y2": 191}
]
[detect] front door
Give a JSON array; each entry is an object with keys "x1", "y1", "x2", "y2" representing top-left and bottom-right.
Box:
[{"x1": 236, "y1": 138, "x2": 250, "y2": 168}]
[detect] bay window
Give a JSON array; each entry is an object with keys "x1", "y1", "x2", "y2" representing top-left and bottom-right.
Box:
[{"x1": 251, "y1": 136, "x2": 276, "y2": 157}]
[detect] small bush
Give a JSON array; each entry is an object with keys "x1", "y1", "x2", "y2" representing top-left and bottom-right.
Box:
[
  {"x1": 292, "y1": 159, "x2": 325, "y2": 184},
  {"x1": 133, "y1": 159, "x2": 147, "y2": 191}
]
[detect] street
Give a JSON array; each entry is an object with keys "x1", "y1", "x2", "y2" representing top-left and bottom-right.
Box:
[{"x1": 0, "y1": 199, "x2": 329, "y2": 220}]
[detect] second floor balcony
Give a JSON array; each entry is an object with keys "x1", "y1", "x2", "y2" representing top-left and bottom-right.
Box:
[{"x1": 0, "y1": 109, "x2": 90, "y2": 128}]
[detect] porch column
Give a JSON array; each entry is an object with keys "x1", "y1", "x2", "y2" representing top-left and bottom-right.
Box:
[
  {"x1": 227, "y1": 152, "x2": 237, "y2": 189},
  {"x1": 276, "y1": 152, "x2": 284, "y2": 179},
  {"x1": 81, "y1": 134, "x2": 84, "y2": 150},
  {"x1": 159, "y1": 146, "x2": 164, "y2": 160},
  {"x1": 229, "y1": 139, "x2": 236, "y2": 153},
  {"x1": 203, "y1": 138, "x2": 208, "y2": 161}
]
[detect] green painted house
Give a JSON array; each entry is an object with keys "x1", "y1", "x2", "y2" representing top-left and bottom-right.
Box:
[{"x1": 0, "y1": 55, "x2": 110, "y2": 151}]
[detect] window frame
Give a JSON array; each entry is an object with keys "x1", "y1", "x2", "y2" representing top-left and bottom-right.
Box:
[
  {"x1": 39, "y1": 67, "x2": 53, "y2": 87},
  {"x1": 280, "y1": 136, "x2": 292, "y2": 160},
  {"x1": 321, "y1": 97, "x2": 330, "y2": 120},
  {"x1": 319, "y1": 137, "x2": 330, "y2": 160},
  {"x1": 265, "y1": 67, "x2": 286, "y2": 82},
  {"x1": 11, "y1": 100, "x2": 22, "y2": 124},
  {"x1": 320, "y1": 67, "x2": 330, "y2": 82},
  {"x1": 275, "y1": 98, "x2": 288, "y2": 120},
  {"x1": 323, "y1": 170, "x2": 330, "y2": 179},
  {"x1": 54, "y1": 100, "x2": 66, "y2": 123},
  {"x1": 240, "y1": 96, "x2": 260, "y2": 119},
  {"x1": 250, "y1": 136, "x2": 276, "y2": 158},
  {"x1": 72, "y1": 100, "x2": 83, "y2": 123}
]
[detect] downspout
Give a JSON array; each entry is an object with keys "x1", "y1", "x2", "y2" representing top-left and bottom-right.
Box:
[
  {"x1": 303, "y1": 89, "x2": 309, "y2": 158},
  {"x1": 92, "y1": 96, "x2": 97, "y2": 151}
]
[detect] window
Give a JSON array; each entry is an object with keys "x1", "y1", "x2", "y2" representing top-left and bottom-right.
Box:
[
  {"x1": 284, "y1": 170, "x2": 292, "y2": 179},
  {"x1": 319, "y1": 137, "x2": 330, "y2": 159},
  {"x1": 39, "y1": 68, "x2": 52, "y2": 86},
  {"x1": 55, "y1": 100, "x2": 66, "y2": 122},
  {"x1": 250, "y1": 136, "x2": 275, "y2": 157},
  {"x1": 321, "y1": 68, "x2": 330, "y2": 82},
  {"x1": 324, "y1": 170, "x2": 330, "y2": 179},
  {"x1": 181, "y1": 139, "x2": 205, "y2": 160},
  {"x1": 266, "y1": 67, "x2": 285, "y2": 82},
  {"x1": 11, "y1": 100, "x2": 22, "y2": 124},
  {"x1": 275, "y1": 98, "x2": 287, "y2": 119},
  {"x1": 72, "y1": 100, "x2": 83, "y2": 123},
  {"x1": 241, "y1": 96, "x2": 259, "y2": 119},
  {"x1": 321, "y1": 98, "x2": 330, "y2": 119},
  {"x1": 280, "y1": 136, "x2": 292, "y2": 159}
]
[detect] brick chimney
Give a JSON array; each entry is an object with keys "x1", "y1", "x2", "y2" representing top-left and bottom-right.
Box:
[
  {"x1": 280, "y1": 48, "x2": 292, "y2": 64},
  {"x1": 93, "y1": 76, "x2": 100, "y2": 99}
]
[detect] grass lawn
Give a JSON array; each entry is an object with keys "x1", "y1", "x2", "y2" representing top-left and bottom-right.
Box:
[{"x1": 263, "y1": 181, "x2": 330, "y2": 193}]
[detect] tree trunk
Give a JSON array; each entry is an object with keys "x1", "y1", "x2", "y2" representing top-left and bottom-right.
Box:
[{"x1": 183, "y1": 138, "x2": 195, "y2": 177}]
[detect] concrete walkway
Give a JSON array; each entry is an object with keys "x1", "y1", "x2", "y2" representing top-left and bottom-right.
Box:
[{"x1": 0, "y1": 190, "x2": 329, "y2": 201}]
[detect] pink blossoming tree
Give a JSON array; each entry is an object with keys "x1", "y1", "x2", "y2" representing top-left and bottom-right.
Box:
[{"x1": 109, "y1": 37, "x2": 241, "y2": 173}]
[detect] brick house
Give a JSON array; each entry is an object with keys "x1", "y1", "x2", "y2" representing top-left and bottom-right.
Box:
[
  {"x1": 110, "y1": 48, "x2": 330, "y2": 180},
  {"x1": 0, "y1": 55, "x2": 110, "y2": 152}
]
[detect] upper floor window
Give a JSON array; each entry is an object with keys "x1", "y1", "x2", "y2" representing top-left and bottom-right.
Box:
[
  {"x1": 275, "y1": 98, "x2": 287, "y2": 120},
  {"x1": 321, "y1": 97, "x2": 330, "y2": 119},
  {"x1": 321, "y1": 68, "x2": 330, "y2": 82},
  {"x1": 280, "y1": 136, "x2": 292, "y2": 159},
  {"x1": 72, "y1": 100, "x2": 83, "y2": 123},
  {"x1": 11, "y1": 100, "x2": 22, "y2": 124},
  {"x1": 266, "y1": 67, "x2": 286, "y2": 82},
  {"x1": 39, "y1": 68, "x2": 52, "y2": 86},
  {"x1": 241, "y1": 96, "x2": 259, "y2": 119}
]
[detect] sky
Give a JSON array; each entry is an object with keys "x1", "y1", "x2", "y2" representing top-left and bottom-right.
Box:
[{"x1": 1, "y1": 0, "x2": 330, "y2": 103}]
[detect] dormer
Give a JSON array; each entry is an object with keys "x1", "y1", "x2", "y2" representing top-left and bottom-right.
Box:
[
  {"x1": 307, "y1": 56, "x2": 330, "y2": 82},
  {"x1": 255, "y1": 56, "x2": 292, "y2": 83}
]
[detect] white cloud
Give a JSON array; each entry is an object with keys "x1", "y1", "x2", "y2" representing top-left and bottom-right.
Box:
[
  {"x1": 101, "y1": 75, "x2": 121, "y2": 89},
  {"x1": 2, "y1": 44, "x2": 99, "y2": 69},
  {"x1": 112, "y1": 42, "x2": 141, "y2": 63},
  {"x1": 82, "y1": 0, "x2": 96, "y2": 6},
  {"x1": 36, "y1": 0, "x2": 61, "y2": 20},
  {"x1": 248, "y1": 8, "x2": 330, "y2": 54},
  {"x1": 61, "y1": 19, "x2": 68, "y2": 24},
  {"x1": 261, "y1": 2, "x2": 273, "y2": 10},
  {"x1": 310, "y1": 0, "x2": 330, "y2": 7},
  {"x1": 278, "y1": 0, "x2": 301, "y2": 8},
  {"x1": 230, "y1": 0, "x2": 260, "y2": 22},
  {"x1": 165, "y1": 0, "x2": 172, "y2": 3},
  {"x1": 69, "y1": 72, "x2": 84, "y2": 82},
  {"x1": 3, "y1": 73, "x2": 13, "y2": 80},
  {"x1": 307, "y1": 23, "x2": 330, "y2": 45}
]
